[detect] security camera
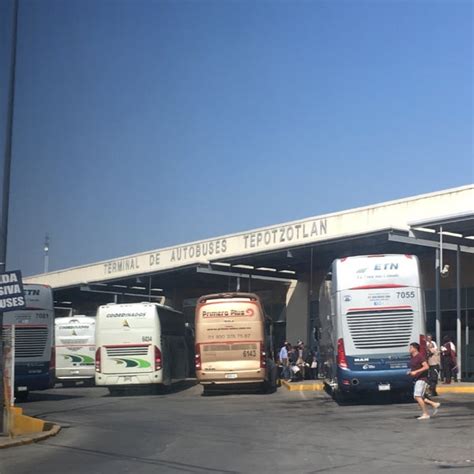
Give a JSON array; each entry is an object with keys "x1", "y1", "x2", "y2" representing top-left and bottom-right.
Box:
[{"x1": 440, "y1": 264, "x2": 450, "y2": 278}]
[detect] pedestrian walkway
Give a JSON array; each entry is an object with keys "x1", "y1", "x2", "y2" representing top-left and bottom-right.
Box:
[
  {"x1": 281, "y1": 379, "x2": 474, "y2": 393},
  {"x1": 281, "y1": 379, "x2": 325, "y2": 391},
  {"x1": 437, "y1": 382, "x2": 474, "y2": 394}
]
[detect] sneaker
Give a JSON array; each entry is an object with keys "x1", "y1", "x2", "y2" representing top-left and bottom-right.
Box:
[
  {"x1": 432, "y1": 402, "x2": 441, "y2": 416},
  {"x1": 417, "y1": 414, "x2": 430, "y2": 420}
]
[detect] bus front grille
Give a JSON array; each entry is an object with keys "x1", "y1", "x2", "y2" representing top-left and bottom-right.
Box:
[
  {"x1": 346, "y1": 309, "x2": 414, "y2": 350},
  {"x1": 106, "y1": 346, "x2": 149, "y2": 357},
  {"x1": 15, "y1": 327, "x2": 49, "y2": 358}
]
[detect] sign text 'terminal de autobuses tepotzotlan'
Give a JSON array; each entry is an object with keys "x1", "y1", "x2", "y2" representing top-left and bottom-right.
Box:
[{"x1": 103, "y1": 219, "x2": 328, "y2": 275}]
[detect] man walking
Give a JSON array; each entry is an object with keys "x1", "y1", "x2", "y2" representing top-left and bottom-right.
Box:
[{"x1": 409, "y1": 342, "x2": 441, "y2": 420}]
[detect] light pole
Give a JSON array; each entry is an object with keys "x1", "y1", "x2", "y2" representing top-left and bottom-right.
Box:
[
  {"x1": 44, "y1": 234, "x2": 50, "y2": 273},
  {"x1": 0, "y1": 0, "x2": 19, "y2": 434}
]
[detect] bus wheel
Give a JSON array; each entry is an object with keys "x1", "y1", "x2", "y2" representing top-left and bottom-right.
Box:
[
  {"x1": 202, "y1": 385, "x2": 216, "y2": 396},
  {"x1": 261, "y1": 380, "x2": 275, "y2": 394},
  {"x1": 333, "y1": 388, "x2": 350, "y2": 404},
  {"x1": 15, "y1": 391, "x2": 29, "y2": 402}
]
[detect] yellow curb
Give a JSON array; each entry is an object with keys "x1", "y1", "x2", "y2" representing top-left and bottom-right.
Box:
[
  {"x1": 280, "y1": 380, "x2": 474, "y2": 394},
  {"x1": 10, "y1": 407, "x2": 47, "y2": 436},
  {"x1": 437, "y1": 386, "x2": 474, "y2": 394},
  {"x1": 281, "y1": 380, "x2": 325, "y2": 391},
  {"x1": 0, "y1": 424, "x2": 61, "y2": 449}
]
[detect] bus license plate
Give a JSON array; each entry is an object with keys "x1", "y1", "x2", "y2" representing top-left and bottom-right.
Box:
[
  {"x1": 378, "y1": 383, "x2": 391, "y2": 391},
  {"x1": 225, "y1": 373, "x2": 238, "y2": 379}
]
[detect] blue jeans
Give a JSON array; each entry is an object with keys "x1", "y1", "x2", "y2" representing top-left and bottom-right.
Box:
[{"x1": 281, "y1": 360, "x2": 291, "y2": 380}]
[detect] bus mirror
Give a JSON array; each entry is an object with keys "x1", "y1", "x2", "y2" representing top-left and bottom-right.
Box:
[{"x1": 325, "y1": 272, "x2": 332, "y2": 281}]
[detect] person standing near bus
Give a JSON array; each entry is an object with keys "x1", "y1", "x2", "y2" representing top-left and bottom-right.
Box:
[
  {"x1": 279, "y1": 342, "x2": 291, "y2": 382},
  {"x1": 408, "y1": 342, "x2": 441, "y2": 420},
  {"x1": 426, "y1": 334, "x2": 440, "y2": 396},
  {"x1": 441, "y1": 336, "x2": 457, "y2": 384},
  {"x1": 307, "y1": 348, "x2": 319, "y2": 380},
  {"x1": 296, "y1": 340, "x2": 308, "y2": 380}
]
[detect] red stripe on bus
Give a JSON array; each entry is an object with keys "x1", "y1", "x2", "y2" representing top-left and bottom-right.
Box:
[
  {"x1": 348, "y1": 284, "x2": 408, "y2": 290},
  {"x1": 347, "y1": 305, "x2": 412, "y2": 312},
  {"x1": 55, "y1": 344, "x2": 95, "y2": 347},
  {"x1": 103, "y1": 344, "x2": 150, "y2": 348}
]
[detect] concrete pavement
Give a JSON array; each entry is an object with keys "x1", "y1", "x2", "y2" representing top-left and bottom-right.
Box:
[{"x1": 0, "y1": 383, "x2": 473, "y2": 473}]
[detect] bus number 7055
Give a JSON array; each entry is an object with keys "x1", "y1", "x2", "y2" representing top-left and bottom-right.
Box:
[{"x1": 397, "y1": 291, "x2": 415, "y2": 299}]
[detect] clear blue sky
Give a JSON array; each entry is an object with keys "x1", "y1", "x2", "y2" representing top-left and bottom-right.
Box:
[{"x1": 0, "y1": 0, "x2": 472, "y2": 276}]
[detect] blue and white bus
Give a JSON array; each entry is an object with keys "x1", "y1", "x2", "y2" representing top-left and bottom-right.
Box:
[
  {"x1": 3, "y1": 284, "x2": 54, "y2": 400},
  {"x1": 319, "y1": 254, "x2": 426, "y2": 399}
]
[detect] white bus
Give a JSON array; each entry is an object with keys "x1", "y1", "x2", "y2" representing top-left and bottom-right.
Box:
[
  {"x1": 95, "y1": 302, "x2": 188, "y2": 393},
  {"x1": 2, "y1": 284, "x2": 54, "y2": 400},
  {"x1": 195, "y1": 292, "x2": 277, "y2": 393},
  {"x1": 55, "y1": 316, "x2": 96, "y2": 386},
  {"x1": 319, "y1": 254, "x2": 426, "y2": 399}
]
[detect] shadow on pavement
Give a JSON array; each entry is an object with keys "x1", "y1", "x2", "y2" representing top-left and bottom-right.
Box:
[
  {"x1": 16, "y1": 391, "x2": 85, "y2": 404},
  {"x1": 200, "y1": 384, "x2": 278, "y2": 397},
  {"x1": 106, "y1": 379, "x2": 198, "y2": 397},
  {"x1": 323, "y1": 384, "x2": 416, "y2": 406}
]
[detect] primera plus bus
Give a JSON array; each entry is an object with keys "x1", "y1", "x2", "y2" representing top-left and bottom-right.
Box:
[
  {"x1": 55, "y1": 316, "x2": 96, "y2": 386},
  {"x1": 95, "y1": 302, "x2": 187, "y2": 393},
  {"x1": 319, "y1": 254, "x2": 426, "y2": 399},
  {"x1": 195, "y1": 292, "x2": 277, "y2": 393}
]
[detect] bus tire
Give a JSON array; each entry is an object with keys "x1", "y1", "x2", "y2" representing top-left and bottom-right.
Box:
[
  {"x1": 262, "y1": 379, "x2": 276, "y2": 394},
  {"x1": 15, "y1": 391, "x2": 29, "y2": 402},
  {"x1": 333, "y1": 388, "x2": 350, "y2": 404}
]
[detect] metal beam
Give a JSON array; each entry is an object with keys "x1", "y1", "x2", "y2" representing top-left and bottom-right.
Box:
[
  {"x1": 409, "y1": 228, "x2": 472, "y2": 247},
  {"x1": 388, "y1": 233, "x2": 474, "y2": 253},
  {"x1": 456, "y1": 246, "x2": 461, "y2": 381},
  {"x1": 435, "y1": 248, "x2": 441, "y2": 348},
  {"x1": 196, "y1": 266, "x2": 296, "y2": 283},
  {"x1": 79, "y1": 285, "x2": 164, "y2": 301}
]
